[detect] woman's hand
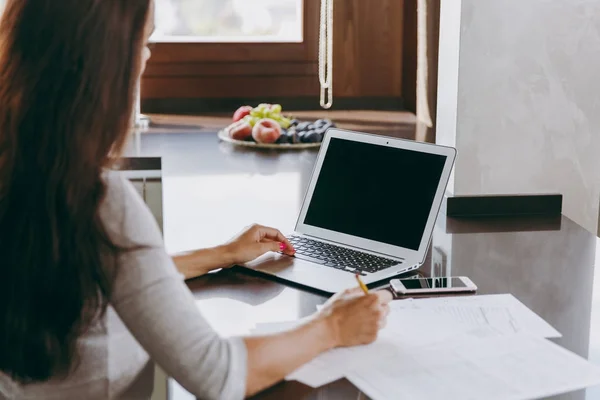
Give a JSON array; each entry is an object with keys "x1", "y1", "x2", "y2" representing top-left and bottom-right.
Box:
[
  {"x1": 225, "y1": 224, "x2": 296, "y2": 265},
  {"x1": 318, "y1": 288, "x2": 393, "y2": 347},
  {"x1": 242, "y1": 287, "x2": 392, "y2": 396}
]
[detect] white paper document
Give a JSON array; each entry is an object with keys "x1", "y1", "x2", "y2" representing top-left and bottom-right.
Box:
[
  {"x1": 251, "y1": 308, "x2": 481, "y2": 388},
  {"x1": 347, "y1": 334, "x2": 600, "y2": 400},
  {"x1": 253, "y1": 293, "x2": 573, "y2": 394},
  {"x1": 286, "y1": 307, "x2": 489, "y2": 387},
  {"x1": 402, "y1": 294, "x2": 561, "y2": 338},
  {"x1": 286, "y1": 336, "x2": 400, "y2": 388}
]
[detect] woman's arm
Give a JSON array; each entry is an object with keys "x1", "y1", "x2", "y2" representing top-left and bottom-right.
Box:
[
  {"x1": 172, "y1": 246, "x2": 233, "y2": 280},
  {"x1": 243, "y1": 290, "x2": 390, "y2": 396},
  {"x1": 243, "y1": 316, "x2": 334, "y2": 396},
  {"x1": 173, "y1": 225, "x2": 296, "y2": 280}
]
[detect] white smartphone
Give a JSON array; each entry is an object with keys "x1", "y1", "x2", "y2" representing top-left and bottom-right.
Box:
[{"x1": 389, "y1": 276, "x2": 477, "y2": 295}]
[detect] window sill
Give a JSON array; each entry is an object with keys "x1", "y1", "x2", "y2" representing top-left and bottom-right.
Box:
[{"x1": 143, "y1": 111, "x2": 418, "y2": 139}]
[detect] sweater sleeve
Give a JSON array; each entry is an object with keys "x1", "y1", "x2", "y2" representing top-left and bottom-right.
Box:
[{"x1": 101, "y1": 172, "x2": 247, "y2": 400}]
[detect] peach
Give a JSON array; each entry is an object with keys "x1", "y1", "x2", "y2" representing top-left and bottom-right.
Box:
[
  {"x1": 233, "y1": 106, "x2": 253, "y2": 122},
  {"x1": 252, "y1": 118, "x2": 282, "y2": 144},
  {"x1": 228, "y1": 120, "x2": 253, "y2": 140}
]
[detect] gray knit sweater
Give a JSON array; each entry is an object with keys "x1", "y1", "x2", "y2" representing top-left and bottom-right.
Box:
[{"x1": 0, "y1": 172, "x2": 247, "y2": 400}]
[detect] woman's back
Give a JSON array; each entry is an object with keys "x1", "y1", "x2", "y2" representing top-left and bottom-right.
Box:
[
  {"x1": 0, "y1": 172, "x2": 246, "y2": 399},
  {"x1": 0, "y1": 173, "x2": 153, "y2": 399},
  {"x1": 0, "y1": 308, "x2": 153, "y2": 399}
]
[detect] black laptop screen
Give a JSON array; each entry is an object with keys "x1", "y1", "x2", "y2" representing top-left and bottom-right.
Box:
[{"x1": 303, "y1": 138, "x2": 447, "y2": 251}]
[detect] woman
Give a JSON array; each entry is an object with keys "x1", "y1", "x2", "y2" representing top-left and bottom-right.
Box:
[{"x1": 0, "y1": 1, "x2": 392, "y2": 399}]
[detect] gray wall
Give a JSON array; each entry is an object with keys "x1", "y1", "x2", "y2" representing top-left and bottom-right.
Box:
[{"x1": 437, "y1": 0, "x2": 600, "y2": 234}]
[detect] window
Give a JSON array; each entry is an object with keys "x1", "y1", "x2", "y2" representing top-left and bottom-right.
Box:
[
  {"x1": 154, "y1": 0, "x2": 303, "y2": 43},
  {"x1": 141, "y1": 0, "x2": 320, "y2": 105}
]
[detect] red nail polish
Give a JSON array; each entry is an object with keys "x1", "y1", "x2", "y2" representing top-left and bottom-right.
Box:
[{"x1": 280, "y1": 242, "x2": 286, "y2": 251}]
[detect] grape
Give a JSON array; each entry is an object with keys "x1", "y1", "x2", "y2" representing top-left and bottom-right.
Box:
[
  {"x1": 278, "y1": 117, "x2": 292, "y2": 129},
  {"x1": 297, "y1": 122, "x2": 310, "y2": 131},
  {"x1": 276, "y1": 129, "x2": 291, "y2": 144},
  {"x1": 276, "y1": 133, "x2": 290, "y2": 144},
  {"x1": 243, "y1": 115, "x2": 260, "y2": 127},
  {"x1": 286, "y1": 128, "x2": 298, "y2": 143},
  {"x1": 290, "y1": 119, "x2": 299, "y2": 127},
  {"x1": 304, "y1": 131, "x2": 321, "y2": 143},
  {"x1": 271, "y1": 104, "x2": 282, "y2": 114},
  {"x1": 300, "y1": 130, "x2": 317, "y2": 143},
  {"x1": 290, "y1": 130, "x2": 300, "y2": 144}
]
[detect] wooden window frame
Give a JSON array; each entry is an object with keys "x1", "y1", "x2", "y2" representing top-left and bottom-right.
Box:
[
  {"x1": 142, "y1": 0, "x2": 410, "y2": 113},
  {"x1": 142, "y1": 0, "x2": 320, "y2": 102}
]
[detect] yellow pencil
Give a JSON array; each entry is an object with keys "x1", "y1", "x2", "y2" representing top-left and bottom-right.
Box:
[{"x1": 355, "y1": 274, "x2": 369, "y2": 294}]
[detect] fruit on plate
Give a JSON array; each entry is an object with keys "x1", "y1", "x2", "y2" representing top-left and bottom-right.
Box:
[
  {"x1": 225, "y1": 103, "x2": 337, "y2": 145},
  {"x1": 276, "y1": 129, "x2": 291, "y2": 144},
  {"x1": 248, "y1": 103, "x2": 292, "y2": 129},
  {"x1": 252, "y1": 118, "x2": 282, "y2": 144},
  {"x1": 242, "y1": 115, "x2": 260, "y2": 127},
  {"x1": 233, "y1": 106, "x2": 253, "y2": 122},
  {"x1": 227, "y1": 120, "x2": 253, "y2": 141},
  {"x1": 288, "y1": 118, "x2": 336, "y2": 143}
]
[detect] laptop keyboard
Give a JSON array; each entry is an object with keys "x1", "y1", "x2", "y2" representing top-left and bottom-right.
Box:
[{"x1": 287, "y1": 235, "x2": 401, "y2": 275}]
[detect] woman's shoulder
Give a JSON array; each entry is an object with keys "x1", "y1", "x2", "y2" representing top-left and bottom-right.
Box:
[
  {"x1": 100, "y1": 170, "x2": 163, "y2": 247},
  {"x1": 100, "y1": 170, "x2": 139, "y2": 223}
]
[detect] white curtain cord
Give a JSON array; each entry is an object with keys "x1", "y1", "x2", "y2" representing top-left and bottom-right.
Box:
[
  {"x1": 318, "y1": 0, "x2": 334, "y2": 109},
  {"x1": 416, "y1": 0, "x2": 433, "y2": 127}
]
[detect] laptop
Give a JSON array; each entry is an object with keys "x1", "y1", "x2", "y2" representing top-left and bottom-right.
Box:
[{"x1": 243, "y1": 129, "x2": 456, "y2": 293}]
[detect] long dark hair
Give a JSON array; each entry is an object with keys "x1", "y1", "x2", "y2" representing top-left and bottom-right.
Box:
[{"x1": 0, "y1": 0, "x2": 151, "y2": 382}]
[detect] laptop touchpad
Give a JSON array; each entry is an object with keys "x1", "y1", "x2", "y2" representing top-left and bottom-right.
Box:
[{"x1": 244, "y1": 252, "x2": 294, "y2": 273}]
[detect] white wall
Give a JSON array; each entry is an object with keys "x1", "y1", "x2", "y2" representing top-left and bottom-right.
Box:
[{"x1": 437, "y1": 0, "x2": 600, "y2": 234}]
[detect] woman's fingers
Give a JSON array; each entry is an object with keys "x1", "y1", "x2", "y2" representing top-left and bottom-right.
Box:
[
  {"x1": 253, "y1": 224, "x2": 285, "y2": 241},
  {"x1": 374, "y1": 289, "x2": 393, "y2": 305},
  {"x1": 254, "y1": 225, "x2": 295, "y2": 254},
  {"x1": 344, "y1": 287, "x2": 364, "y2": 296},
  {"x1": 379, "y1": 317, "x2": 388, "y2": 329},
  {"x1": 260, "y1": 241, "x2": 283, "y2": 254},
  {"x1": 382, "y1": 303, "x2": 390, "y2": 317}
]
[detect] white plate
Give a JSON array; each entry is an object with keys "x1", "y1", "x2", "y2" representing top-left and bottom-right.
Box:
[{"x1": 218, "y1": 129, "x2": 321, "y2": 150}]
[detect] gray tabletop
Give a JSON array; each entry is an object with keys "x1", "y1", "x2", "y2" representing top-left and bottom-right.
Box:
[{"x1": 125, "y1": 129, "x2": 600, "y2": 400}]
